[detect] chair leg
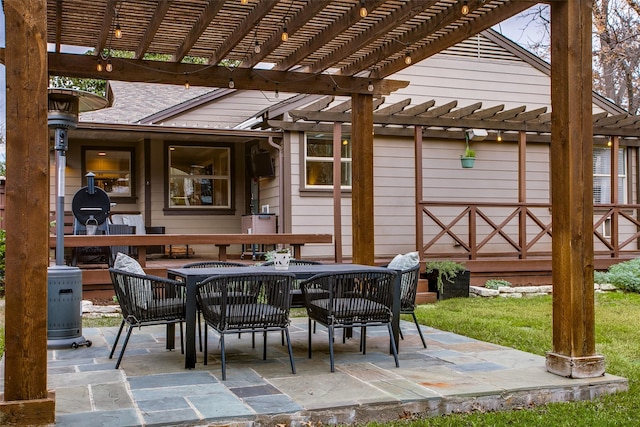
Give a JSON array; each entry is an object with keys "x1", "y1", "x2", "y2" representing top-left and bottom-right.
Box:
[
  {"x1": 198, "y1": 310, "x2": 203, "y2": 352},
  {"x1": 109, "y1": 318, "x2": 126, "y2": 359},
  {"x1": 203, "y1": 324, "x2": 208, "y2": 366},
  {"x1": 412, "y1": 312, "x2": 427, "y2": 348},
  {"x1": 308, "y1": 318, "x2": 313, "y2": 359},
  {"x1": 387, "y1": 323, "x2": 400, "y2": 368},
  {"x1": 220, "y1": 334, "x2": 227, "y2": 381},
  {"x1": 284, "y1": 328, "x2": 296, "y2": 374},
  {"x1": 263, "y1": 330, "x2": 267, "y2": 361},
  {"x1": 115, "y1": 325, "x2": 134, "y2": 369},
  {"x1": 328, "y1": 326, "x2": 335, "y2": 372},
  {"x1": 179, "y1": 322, "x2": 184, "y2": 354},
  {"x1": 361, "y1": 326, "x2": 367, "y2": 355},
  {"x1": 399, "y1": 328, "x2": 405, "y2": 340}
]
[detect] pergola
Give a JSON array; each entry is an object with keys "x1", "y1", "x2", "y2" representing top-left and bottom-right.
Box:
[{"x1": 1, "y1": 1, "x2": 598, "y2": 424}]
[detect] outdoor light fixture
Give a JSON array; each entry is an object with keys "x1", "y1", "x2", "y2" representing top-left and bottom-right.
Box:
[
  {"x1": 461, "y1": 0, "x2": 470, "y2": 15},
  {"x1": 106, "y1": 59, "x2": 113, "y2": 72},
  {"x1": 184, "y1": 80, "x2": 190, "y2": 90},
  {"x1": 96, "y1": 59, "x2": 103, "y2": 72},
  {"x1": 281, "y1": 27, "x2": 288, "y2": 41},
  {"x1": 241, "y1": 0, "x2": 248, "y2": 4},
  {"x1": 254, "y1": 39, "x2": 261, "y2": 54},
  {"x1": 367, "y1": 80, "x2": 374, "y2": 92},
  {"x1": 496, "y1": 131, "x2": 502, "y2": 142},
  {"x1": 359, "y1": 1, "x2": 368, "y2": 17},
  {"x1": 465, "y1": 128, "x2": 488, "y2": 141},
  {"x1": 607, "y1": 137, "x2": 612, "y2": 147},
  {"x1": 229, "y1": 77, "x2": 235, "y2": 89},
  {"x1": 114, "y1": 23, "x2": 122, "y2": 39},
  {"x1": 404, "y1": 52, "x2": 412, "y2": 65}
]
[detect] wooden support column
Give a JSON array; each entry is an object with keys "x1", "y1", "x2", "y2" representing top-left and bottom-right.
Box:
[
  {"x1": 1, "y1": 0, "x2": 56, "y2": 424},
  {"x1": 610, "y1": 136, "x2": 619, "y2": 257},
  {"x1": 546, "y1": 0, "x2": 605, "y2": 378},
  {"x1": 518, "y1": 131, "x2": 527, "y2": 259},
  {"x1": 415, "y1": 126, "x2": 424, "y2": 257},
  {"x1": 351, "y1": 93, "x2": 374, "y2": 265},
  {"x1": 333, "y1": 122, "x2": 343, "y2": 263}
]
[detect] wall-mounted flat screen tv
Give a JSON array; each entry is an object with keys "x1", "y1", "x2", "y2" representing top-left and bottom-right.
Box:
[{"x1": 250, "y1": 150, "x2": 275, "y2": 178}]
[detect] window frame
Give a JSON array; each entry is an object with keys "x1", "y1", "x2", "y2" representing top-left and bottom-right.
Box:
[
  {"x1": 593, "y1": 145, "x2": 627, "y2": 205},
  {"x1": 302, "y1": 132, "x2": 352, "y2": 191},
  {"x1": 163, "y1": 142, "x2": 235, "y2": 215},
  {"x1": 81, "y1": 146, "x2": 136, "y2": 203}
]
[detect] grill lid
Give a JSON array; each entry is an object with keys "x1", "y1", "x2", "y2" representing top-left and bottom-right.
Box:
[{"x1": 71, "y1": 186, "x2": 111, "y2": 226}]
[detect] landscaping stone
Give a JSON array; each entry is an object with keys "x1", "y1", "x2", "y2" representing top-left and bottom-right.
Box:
[{"x1": 470, "y1": 283, "x2": 617, "y2": 298}]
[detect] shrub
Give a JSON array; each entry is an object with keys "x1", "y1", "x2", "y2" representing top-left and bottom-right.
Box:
[
  {"x1": 425, "y1": 260, "x2": 466, "y2": 293},
  {"x1": 484, "y1": 279, "x2": 512, "y2": 290},
  {"x1": 605, "y1": 258, "x2": 640, "y2": 292},
  {"x1": 594, "y1": 270, "x2": 610, "y2": 285}
]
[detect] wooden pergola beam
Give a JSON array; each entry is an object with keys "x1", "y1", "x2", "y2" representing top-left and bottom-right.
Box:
[{"x1": 44, "y1": 51, "x2": 408, "y2": 96}]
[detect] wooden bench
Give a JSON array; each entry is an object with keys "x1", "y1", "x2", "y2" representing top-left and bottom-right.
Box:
[{"x1": 49, "y1": 233, "x2": 333, "y2": 267}]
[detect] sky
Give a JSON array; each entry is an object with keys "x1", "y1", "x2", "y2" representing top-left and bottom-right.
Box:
[{"x1": 0, "y1": 6, "x2": 545, "y2": 141}]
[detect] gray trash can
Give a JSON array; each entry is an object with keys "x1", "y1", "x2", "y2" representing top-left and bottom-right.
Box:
[{"x1": 47, "y1": 265, "x2": 91, "y2": 349}]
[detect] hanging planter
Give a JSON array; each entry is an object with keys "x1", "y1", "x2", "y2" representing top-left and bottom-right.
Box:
[{"x1": 460, "y1": 145, "x2": 476, "y2": 168}]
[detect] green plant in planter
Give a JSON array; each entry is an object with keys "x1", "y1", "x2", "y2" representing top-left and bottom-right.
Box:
[
  {"x1": 263, "y1": 248, "x2": 291, "y2": 262},
  {"x1": 484, "y1": 278, "x2": 512, "y2": 290},
  {"x1": 463, "y1": 146, "x2": 476, "y2": 158},
  {"x1": 425, "y1": 260, "x2": 466, "y2": 294}
]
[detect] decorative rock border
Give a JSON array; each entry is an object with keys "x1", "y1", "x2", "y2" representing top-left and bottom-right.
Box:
[{"x1": 470, "y1": 283, "x2": 618, "y2": 298}]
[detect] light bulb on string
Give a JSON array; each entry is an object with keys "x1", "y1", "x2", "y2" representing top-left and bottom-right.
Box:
[
  {"x1": 461, "y1": 0, "x2": 469, "y2": 15},
  {"x1": 607, "y1": 137, "x2": 612, "y2": 147},
  {"x1": 359, "y1": 1, "x2": 368, "y2": 17},
  {"x1": 254, "y1": 40, "x2": 261, "y2": 54},
  {"x1": 229, "y1": 77, "x2": 235, "y2": 89},
  {"x1": 275, "y1": 84, "x2": 279, "y2": 99},
  {"x1": 114, "y1": 23, "x2": 122, "y2": 39},
  {"x1": 96, "y1": 60, "x2": 103, "y2": 72},
  {"x1": 497, "y1": 131, "x2": 502, "y2": 142},
  {"x1": 106, "y1": 59, "x2": 113, "y2": 72},
  {"x1": 367, "y1": 80, "x2": 374, "y2": 92},
  {"x1": 241, "y1": 0, "x2": 248, "y2": 4},
  {"x1": 404, "y1": 52, "x2": 412, "y2": 65},
  {"x1": 281, "y1": 27, "x2": 288, "y2": 42},
  {"x1": 184, "y1": 80, "x2": 190, "y2": 90}
]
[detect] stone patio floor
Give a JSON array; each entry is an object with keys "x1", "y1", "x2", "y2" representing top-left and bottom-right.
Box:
[{"x1": 2, "y1": 318, "x2": 628, "y2": 426}]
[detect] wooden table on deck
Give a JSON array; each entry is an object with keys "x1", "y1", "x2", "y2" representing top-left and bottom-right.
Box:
[
  {"x1": 168, "y1": 264, "x2": 402, "y2": 370},
  {"x1": 49, "y1": 233, "x2": 333, "y2": 266}
]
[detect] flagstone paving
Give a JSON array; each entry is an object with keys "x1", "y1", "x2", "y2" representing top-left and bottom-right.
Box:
[{"x1": 1, "y1": 318, "x2": 628, "y2": 426}]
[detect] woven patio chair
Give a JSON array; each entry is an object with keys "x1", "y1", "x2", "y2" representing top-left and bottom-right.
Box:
[
  {"x1": 183, "y1": 260, "x2": 250, "y2": 350},
  {"x1": 300, "y1": 269, "x2": 399, "y2": 372},
  {"x1": 108, "y1": 268, "x2": 187, "y2": 369},
  {"x1": 394, "y1": 264, "x2": 426, "y2": 348},
  {"x1": 195, "y1": 272, "x2": 296, "y2": 380}
]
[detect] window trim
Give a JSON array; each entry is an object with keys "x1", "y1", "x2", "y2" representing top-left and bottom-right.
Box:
[
  {"x1": 81, "y1": 146, "x2": 136, "y2": 203},
  {"x1": 163, "y1": 142, "x2": 235, "y2": 215},
  {"x1": 593, "y1": 145, "x2": 627, "y2": 205}
]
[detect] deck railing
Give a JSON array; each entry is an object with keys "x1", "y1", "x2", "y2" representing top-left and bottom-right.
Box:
[{"x1": 419, "y1": 201, "x2": 640, "y2": 260}]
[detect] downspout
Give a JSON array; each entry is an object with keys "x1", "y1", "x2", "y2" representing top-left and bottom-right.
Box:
[{"x1": 267, "y1": 136, "x2": 284, "y2": 233}]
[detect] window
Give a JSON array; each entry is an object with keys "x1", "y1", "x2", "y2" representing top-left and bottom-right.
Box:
[
  {"x1": 83, "y1": 148, "x2": 133, "y2": 199},
  {"x1": 593, "y1": 146, "x2": 626, "y2": 204},
  {"x1": 304, "y1": 132, "x2": 352, "y2": 189},
  {"x1": 168, "y1": 145, "x2": 230, "y2": 209}
]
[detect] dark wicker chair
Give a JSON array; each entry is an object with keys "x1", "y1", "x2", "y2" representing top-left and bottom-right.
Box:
[
  {"x1": 394, "y1": 264, "x2": 426, "y2": 348},
  {"x1": 108, "y1": 224, "x2": 136, "y2": 267},
  {"x1": 262, "y1": 259, "x2": 324, "y2": 308},
  {"x1": 300, "y1": 269, "x2": 399, "y2": 372},
  {"x1": 183, "y1": 261, "x2": 250, "y2": 350},
  {"x1": 108, "y1": 268, "x2": 187, "y2": 369},
  {"x1": 196, "y1": 272, "x2": 297, "y2": 380}
]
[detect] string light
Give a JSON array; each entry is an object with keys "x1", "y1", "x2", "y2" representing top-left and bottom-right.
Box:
[
  {"x1": 254, "y1": 29, "x2": 261, "y2": 53},
  {"x1": 367, "y1": 80, "x2": 374, "y2": 92},
  {"x1": 241, "y1": 0, "x2": 248, "y2": 4},
  {"x1": 461, "y1": 0, "x2": 469, "y2": 15},
  {"x1": 607, "y1": 137, "x2": 612, "y2": 147},
  {"x1": 404, "y1": 51, "x2": 412, "y2": 65},
  {"x1": 275, "y1": 83, "x2": 279, "y2": 98},
  {"x1": 228, "y1": 77, "x2": 235, "y2": 89},
  {"x1": 105, "y1": 59, "x2": 113, "y2": 72},
  {"x1": 359, "y1": 0, "x2": 368, "y2": 18},
  {"x1": 497, "y1": 131, "x2": 502, "y2": 142},
  {"x1": 184, "y1": 80, "x2": 190, "y2": 90},
  {"x1": 281, "y1": 27, "x2": 288, "y2": 42},
  {"x1": 114, "y1": 11, "x2": 122, "y2": 39},
  {"x1": 96, "y1": 59, "x2": 103, "y2": 72}
]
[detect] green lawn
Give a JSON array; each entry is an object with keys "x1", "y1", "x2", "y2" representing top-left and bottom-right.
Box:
[
  {"x1": 372, "y1": 292, "x2": 640, "y2": 426},
  {"x1": 2, "y1": 293, "x2": 639, "y2": 425}
]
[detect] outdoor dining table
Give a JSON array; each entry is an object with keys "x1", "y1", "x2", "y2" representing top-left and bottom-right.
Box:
[{"x1": 167, "y1": 264, "x2": 401, "y2": 369}]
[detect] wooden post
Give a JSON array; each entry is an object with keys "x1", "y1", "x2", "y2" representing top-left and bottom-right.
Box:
[
  {"x1": 351, "y1": 93, "x2": 374, "y2": 265},
  {"x1": 333, "y1": 122, "x2": 343, "y2": 263},
  {"x1": 1, "y1": 0, "x2": 56, "y2": 424},
  {"x1": 414, "y1": 126, "x2": 424, "y2": 257},
  {"x1": 518, "y1": 131, "x2": 527, "y2": 259},
  {"x1": 546, "y1": 0, "x2": 605, "y2": 378}
]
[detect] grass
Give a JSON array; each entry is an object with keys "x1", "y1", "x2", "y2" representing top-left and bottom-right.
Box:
[
  {"x1": 1, "y1": 293, "x2": 639, "y2": 425},
  {"x1": 375, "y1": 292, "x2": 640, "y2": 426}
]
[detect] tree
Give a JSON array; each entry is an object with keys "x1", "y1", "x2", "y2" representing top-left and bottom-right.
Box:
[{"x1": 510, "y1": 2, "x2": 640, "y2": 114}]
